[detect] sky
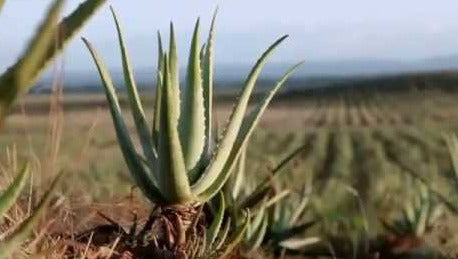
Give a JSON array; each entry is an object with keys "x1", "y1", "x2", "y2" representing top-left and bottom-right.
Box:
[{"x1": 1, "y1": 0, "x2": 458, "y2": 72}]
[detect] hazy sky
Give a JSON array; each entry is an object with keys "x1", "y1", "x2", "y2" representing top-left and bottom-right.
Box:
[{"x1": 1, "y1": 0, "x2": 458, "y2": 71}]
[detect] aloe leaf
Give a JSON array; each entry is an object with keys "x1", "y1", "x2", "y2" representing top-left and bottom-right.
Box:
[
  {"x1": 0, "y1": 172, "x2": 62, "y2": 259},
  {"x1": 446, "y1": 134, "x2": 458, "y2": 178},
  {"x1": 290, "y1": 187, "x2": 311, "y2": 226},
  {"x1": 0, "y1": 0, "x2": 5, "y2": 14},
  {"x1": 0, "y1": 163, "x2": 30, "y2": 221},
  {"x1": 279, "y1": 237, "x2": 321, "y2": 250},
  {"x1": 0, "y1": 0, "x2": 63, "y2": 110},
  {"x1": 168, "y1": 23, "x2": 181, "y2": 123},
  {"x1": 0, "y1": 0, "x2": 106, "y2": 120},
  {"x1": 273, "y1": 220, "x2": 317, "y2": 241},
  {"x1": 231, "y1": 145, "x2": 246, "y2": 200},
  {"x1": 415, "y1": 196, "x2": 430, "y2": 237},
  {"x1": 110, "y1": 7, "x2": 155, "y2": 164},
  {"x1": 247, "y1": 202, "x2": 266, "y2": 239},
  {"x1": 192, "y1": 35, "x2": 289, "y2": 195},
  {"x1": 202, "y1": 9, "x2": 217, "y2": 160},
  {"x1": 219, "y1": 211, "x2": 249, "y2": 258},
  {"x1": 196, "y1": 62, "x2": 302, "y2": 200},
  {"x1": 153, "y1": 32, "x2": 164, "y2": 149},
  {"x1": 158, "y1": 54, "x2": 192, "y2": 203},
  {"x1": 215, "y1": 218, "x2": 231, "y2": 250},
  {"x1": 205, "y1": 62, "x2": 303, "y2": 195},
  {"x1": 181, "y1": 19, "x2": 206, "y2": 174},
  {"x1": 207, "y1": 192, "x2": 225, "y2": 246},
  {"x1": 82, "y1": 38, "x2": 163, "y2": 204},
  {"x1": 247, "y1": 216, "x2": 268, "y2": 253}
]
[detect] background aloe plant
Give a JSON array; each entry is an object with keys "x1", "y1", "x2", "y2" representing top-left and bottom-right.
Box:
[
  {"x1": 82, "y1": 8, "x2": 303, "y2": 206},
  {"x1": 381, "y1": 182, "x2": 442, "y2": 239},
  {"x1": 0, "y1": 0, "x2": 106, "y2": 126}
]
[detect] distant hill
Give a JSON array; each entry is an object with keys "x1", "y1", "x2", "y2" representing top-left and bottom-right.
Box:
[{"x1": 31, "y1": 56, "x2": 458, "y2": 93}]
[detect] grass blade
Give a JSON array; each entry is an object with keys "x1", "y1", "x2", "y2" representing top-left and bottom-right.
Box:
[
  {"x1": 110, "y1": 7, "x2": 155, "y2": 164},
  {"x1": 181, "y1": 19, "x2": 206, "y2": 174},
  {"x1": 82, "y1": 38, "x2": 163, "y2": 203},
  {"x1": 192, "y1": 35, "x2": 289, "y2": 195},
  {"x1": 158, "y1": 54, "x2": 192, "y2": 203},
  {"x1": 0, "y1": 163, "x2": 30, "y2": 221}
]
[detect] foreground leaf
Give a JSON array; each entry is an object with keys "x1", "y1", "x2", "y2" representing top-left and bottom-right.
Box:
[
  {"x1": 0, "y1": 163, "x2": 30, "y2": 221},
  {"x1": 192, "y1": 35, "x2": 289, "y2": 195},
  {"x1": 0, "y1": 0, "x2": 106, "y2": 121},
  {"x1": 82, "y1": 38, "x2": 163, "y2": 203},
  {"x1": 0, "y1": 172, "x2": 63, "y2": 259},
  {"x1": 111, "y1": 7, "x2": 155, "y2": 164}
]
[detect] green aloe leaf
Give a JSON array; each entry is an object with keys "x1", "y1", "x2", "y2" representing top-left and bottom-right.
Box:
[
  {"x1": 215, "y1": 218, "x2": 231, "y2": 250},
  {"x1": 0, "y1": 0, "x2": 5, "y2": 14},
  {"x1": 0, "y1": 0, "x2": 106, "y2": 121},
  {"x1": 82, "y1": 38, "x2": 163, "y2": 204},
  {"x1": 247, "y1": 216, "x2": 268, "y2": 253},
  {"x1": 415, "y1": 195, "x2": 430, "y2": 237},
  {"x1": 289, "y1": 187, "x2": 311, "y2": 226},
  {"x1": 247, "y1": 202, "x2": 266, "y2": 240},
  {"x1": 0, "y1": 172, "x2": 62, "y2": 259},
  {"x1": 231, "y1": 145, "x2": 246, "y2": 200},
  {"x1": 0, "y1": 0, "x2": 63, "y2": 113},
  {"x1": 219, "y1": 211, "x2": 250, "y2": 258},
  {"x1": 110, "y1": 7, "x2": 155, "y2": 164},
  {"x1": 273, "y1": 220, "x2": 317, "y2": 242},
  {"x1": 279, "y1": 237, "x2": 321, "y2": 250},
  {"x1": 153, "y1": 32, "x2": 164, "y2": 149},
  {"x1": 196, "y1": 62, "x2": 303, "y2": 201},
  {"x1": 202, "y1": 9, "x2": 218, "y2": 160},
  {"x1": 207, "y1": 192, "x2": 225, "y2": 246},
  {"x1": 168, "y1": 23, "x2": 181, "y2": 123},
  {"x1": 446, "y1": 135, "x2": 458, "y2": 178},
  {"x1": 192, "y1": 35, "x2": 289, "y2": 196},
  {"x1": 0, "y1": 163, "x2": 30, "y2": 221},
  {"x1": 158, "y1": 54, "x2": 192, "y2": 203},
  {"x1": 181, "y1": 19, "x2": 206, "y2": 174}
]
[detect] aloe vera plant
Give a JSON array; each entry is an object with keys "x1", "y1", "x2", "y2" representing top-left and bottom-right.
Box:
[
  {"x1": 0, "y1": 0, "x2": 106, "y2": 125},
  {"x1": 222, "y1": 144, "x2": 319, "y2": 255},
  {"x1": 241, "y1": 184, "x2": 319, "y2": 255},
  {"x1": 381, "y1": 182, "x2": 442, "y2": 239},
  {"x1": 83, "y1": 7, "x2": 301, "y2": 252},
  {"x1": 0, "y1": 163, "x2": 61, "y2": 259}
]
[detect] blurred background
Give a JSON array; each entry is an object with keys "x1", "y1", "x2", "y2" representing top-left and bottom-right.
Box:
[{"x1": 2, "y1": 0, "x2": 458, "y2": 89}]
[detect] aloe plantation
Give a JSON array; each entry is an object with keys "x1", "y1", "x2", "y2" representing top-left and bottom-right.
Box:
[{"x1": 2, "y1": 1, "x2": 458, "y2": 259}]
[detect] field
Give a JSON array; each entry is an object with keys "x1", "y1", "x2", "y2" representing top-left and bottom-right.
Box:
[{"x1": 2, "y1": 84, "x2": 458, "y2": 257}]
